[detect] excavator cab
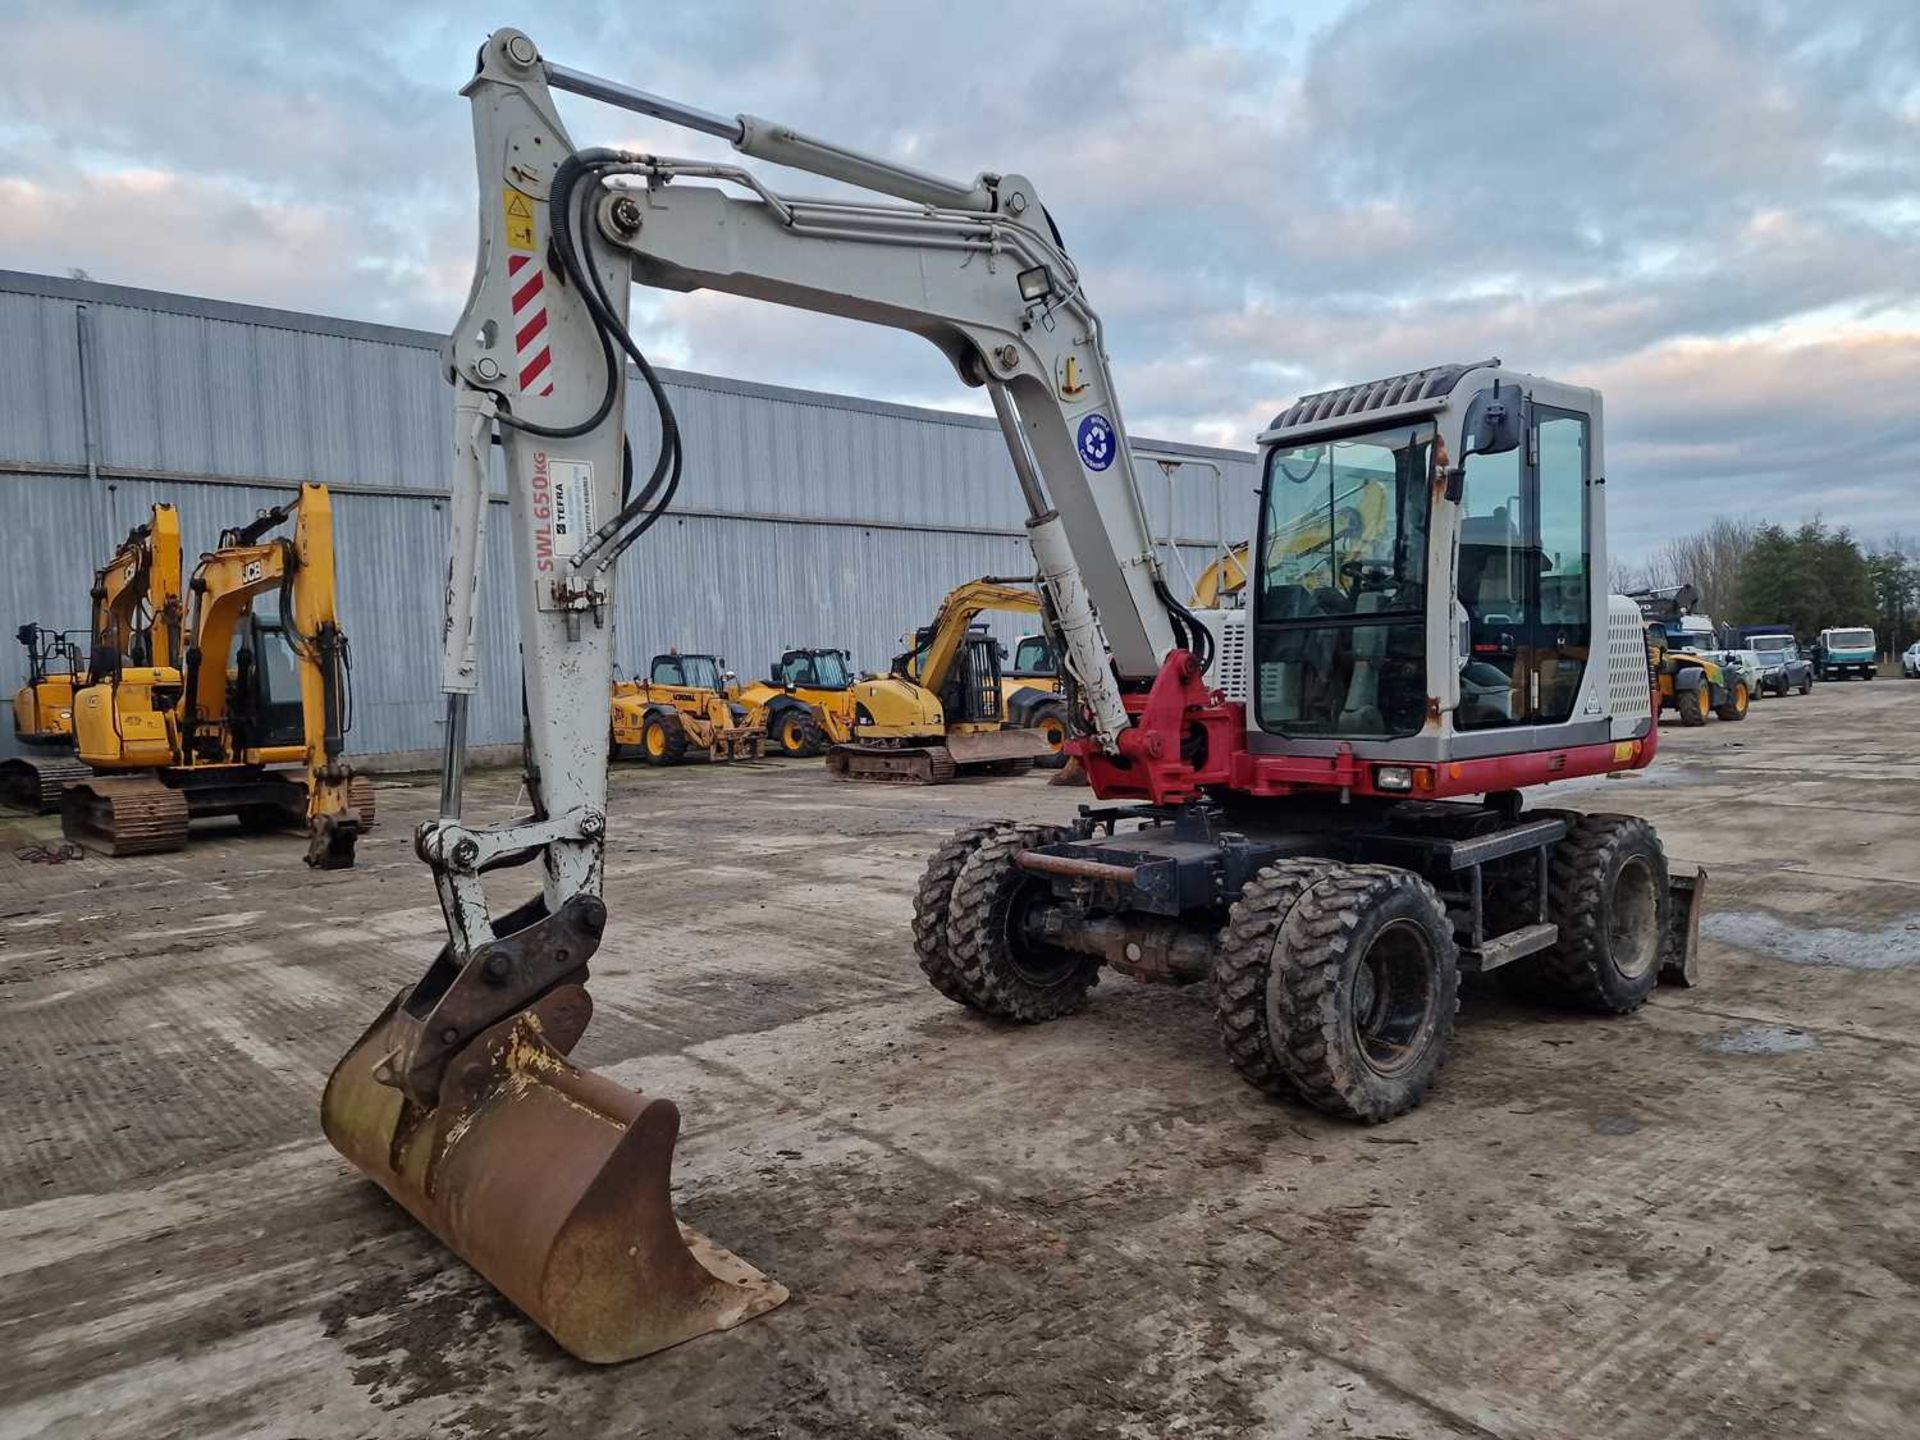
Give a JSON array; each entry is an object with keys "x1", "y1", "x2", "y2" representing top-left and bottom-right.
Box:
[{"x1": 227, "y1": 609, "x2": 308, "y2": 754}]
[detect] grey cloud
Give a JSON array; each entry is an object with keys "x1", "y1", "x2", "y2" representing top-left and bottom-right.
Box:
[{"x1": 0, "y1": 0, "x2": 1914, "y2": 561}]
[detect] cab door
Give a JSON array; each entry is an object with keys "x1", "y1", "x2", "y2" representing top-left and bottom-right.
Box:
[{"x1": 1455, "y1": 401, "x2": 1592, "y2": 729}]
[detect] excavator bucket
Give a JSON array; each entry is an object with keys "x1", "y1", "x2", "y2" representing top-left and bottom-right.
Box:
[{"x1": 322, "y1": 983, "x2": 788, "y2": 1363}]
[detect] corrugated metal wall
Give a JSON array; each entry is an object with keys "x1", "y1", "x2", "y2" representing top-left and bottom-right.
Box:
[{"x1": 0, "y1": 270, "x2": 1256, "y2": 764}]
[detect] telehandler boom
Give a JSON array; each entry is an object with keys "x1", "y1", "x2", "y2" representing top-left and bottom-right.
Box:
[{"x1": 325, "y1": 29, "x2": 1705, "y2": 1366}]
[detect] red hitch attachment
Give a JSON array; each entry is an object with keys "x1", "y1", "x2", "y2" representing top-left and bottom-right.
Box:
[{"x1": 1077, "y1": 649, "x2": 1243, "y2": 806}]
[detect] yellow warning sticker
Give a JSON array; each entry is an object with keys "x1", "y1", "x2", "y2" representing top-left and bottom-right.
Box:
[{"x1": 503, "y1": 188, "x2": 536, "y2": 251}]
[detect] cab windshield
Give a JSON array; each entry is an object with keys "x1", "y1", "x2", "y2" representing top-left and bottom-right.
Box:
[
  {"x1": 1751, "y1": 635, "x2": 1793, "y2": 655},
  {"x1": 1254, "y1": 423, "x2": 1432, "y2": 738},
  {"x1": 1828, "y1": 629, "x2": 1874, "y2": 649},
  {"x1": 1012, "y1": 637, "x2": 1056, "y2": 675},
  {"x1": 653, "y1": 655, "x2": 721, "y2": 690},
  {"x1": 784, "y1": 651, "x2": 850, "y2": 688}
]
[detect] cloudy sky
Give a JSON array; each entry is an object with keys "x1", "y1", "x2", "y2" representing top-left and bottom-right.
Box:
[{"x1": 3, "y1": 1, "x2": 1916, "y2": 560}]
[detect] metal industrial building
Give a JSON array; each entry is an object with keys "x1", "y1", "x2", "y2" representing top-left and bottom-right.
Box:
[{"x1": 0, "y1": 269, "x2": 1254, "y2": 767}]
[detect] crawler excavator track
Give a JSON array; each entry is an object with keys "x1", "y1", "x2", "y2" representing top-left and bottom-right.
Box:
[
  {"x1": 0, "y1": 756, "x2": 91, "y2": 814},
  {"x1": 61, "y1": 777, "x2": 191, "y2": 856},
  {"x1": 825, "y1": 744, "x2": 959, "y2": 785}
]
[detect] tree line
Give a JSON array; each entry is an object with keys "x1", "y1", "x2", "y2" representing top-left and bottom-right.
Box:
[{"x1": 1611, "y1": 519, "x2": 1918, "y2": 654}]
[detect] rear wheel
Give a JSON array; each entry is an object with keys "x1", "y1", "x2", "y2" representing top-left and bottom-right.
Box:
[
  {"x1": 1213, "y1": 858, "x2": 1342, "y2": 1094},
  {"x1": 912, "y1": 821, "x2": 1008, "y2": 1005},
  {"x1": 770, "y1": 706, "x2": 824, "y2": 758},
  {"x1": 1029, "y1": 702, "x2": 1070, "y2": 770},
  {"x1": 1674, "y1": 685, "x2": 1706, "y2": 726},
  {"x1": 1799, "y1": 673, "x2": 1813, "y2": 694},
  {"x1": 1532, "y1": 813, "x2": 1668, "y2": 1014},
  {"x1": 641, "y1": 711, "x2": 688, "y2": 766},
  {"x1": 1266, "y1": 865, "x2": 1458, "y2": 1123},
  {"x1": 944, "y1": 824, "x2": 1100, "y2": 1021},
  {"x1": 1715, "y1": 681, "x2": 1749, "y2": 721}
]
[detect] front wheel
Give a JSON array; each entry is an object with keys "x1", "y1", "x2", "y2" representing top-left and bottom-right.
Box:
[
  {"x1": 1675, "y1": 685, "x2": 1707, "y2": 726},
  {"x1": 1028, "y1": 702, "x2": 1070, "y2": 769},
  {"x1": 641, "y1": 711, "x2": 689, "y2": 765},
  {"x1": 1264, "y1": 864, "x2": 1459, "y2": 1123},
  {"x1": 1531, "y1": 813, "x2": 1669, "y2": 1014},
  {"x1": 770, "y1": 706, "x2": 825, "y2": 758}
]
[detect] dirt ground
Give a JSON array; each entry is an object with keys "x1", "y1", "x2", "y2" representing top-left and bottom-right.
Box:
[{"x1": 2, "y1": 677, "x2": 1916, "y2": 1440}]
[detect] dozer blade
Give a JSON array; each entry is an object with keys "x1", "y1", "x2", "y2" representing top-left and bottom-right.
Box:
[
  {"x1": 1661, "y1": 864, "x2": 1708, "y2": 986},
  {"x1": 943, "y1": 728, "x2": 1054, "y2": 770},
  {"x1": 322, "y1": 983, "x2": 788, "y2": 1363}
]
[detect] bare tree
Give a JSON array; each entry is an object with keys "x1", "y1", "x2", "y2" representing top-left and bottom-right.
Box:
[{"x1": 1652, "y1": 517, "x2": 1754, "y2": 620}]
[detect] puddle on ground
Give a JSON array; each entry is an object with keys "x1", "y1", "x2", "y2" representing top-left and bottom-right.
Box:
[
  {"x1": 1704, "y1": 910, "x2": 1920, "y2": 970},
  {"x1": 1704, "y1": 1025, "x2": 1820, "y2": 1056}
]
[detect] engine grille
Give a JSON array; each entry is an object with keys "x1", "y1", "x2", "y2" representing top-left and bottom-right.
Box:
[
  {"x1": 1199, "y1": 608, "x2": 1249, "y2": 702},
  {"x1": 1607, "y1": 594, "x2": 1653, "y2": 725}
]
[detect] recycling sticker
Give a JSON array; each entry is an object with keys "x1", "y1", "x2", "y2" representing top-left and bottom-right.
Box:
[{"x1": 1076, "y1": 412, "x2": 1116, "y2": 471}]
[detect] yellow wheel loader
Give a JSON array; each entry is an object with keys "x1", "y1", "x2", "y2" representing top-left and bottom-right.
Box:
[
  {"x1": 62, "y1": 484, "x2": 372, "y2": 866},
  {"x1": 323, "y1": 32, "x2": 1704, "y2": 1370},
  {"x1": 610, "y1": 652, "x2": 764, "y2": 763},
  {"x1": 826, "y1": 577, "x2": 1065, "y2": 783}
]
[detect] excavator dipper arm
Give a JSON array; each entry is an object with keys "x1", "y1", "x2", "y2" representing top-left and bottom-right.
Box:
[{"x1": 322, "y1": 30, "x2": 787, "y2": 1366}]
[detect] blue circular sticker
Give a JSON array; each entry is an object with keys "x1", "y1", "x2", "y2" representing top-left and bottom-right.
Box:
[{"x1": 1076, "y1": 412, "x2": 1116, "y2": 471}]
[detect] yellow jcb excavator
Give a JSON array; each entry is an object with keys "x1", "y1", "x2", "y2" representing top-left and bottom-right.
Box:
[
  {"x1": 63, "y1": 483, "x2": 372, "y2": 866},
  {"x1": 610, "y1": 652, "x2": 764, "y2": 763},
  {"x1": 825, "y1": 577, "x2": 1064, "y2": 783},
  {"x1": 2, "y1": 505, "x2": 186, "y2": 812}
]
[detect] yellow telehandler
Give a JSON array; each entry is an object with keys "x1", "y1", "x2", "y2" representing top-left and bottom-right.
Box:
[{"x1": 610, "y1": 652, "x2": 764, "y2": 763}]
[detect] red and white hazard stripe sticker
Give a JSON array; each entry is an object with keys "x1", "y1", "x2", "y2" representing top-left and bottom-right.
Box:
[{"x1": 507, "y1": 253, "x2": 555, "y2": 398}]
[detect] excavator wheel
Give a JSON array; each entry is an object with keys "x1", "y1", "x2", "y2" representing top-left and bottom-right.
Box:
[
  {"x1": 1674, "y1": 685, "x2": 1707, "y2": 726},
  {"x1": 911, "y1": 820, "x2": 1010, "y2": 1005},
  {"x1": 0, "y1": 756, "x2": 90, "y2": 814},
  {"x1": 942, "y1": 823, "x2": 1100, "y2": 1021},
  {"x1": 1528, "y1": 813, "x2": 1669, "y2": 1015},
  {"x1": 61, "y1": 777, "x2": 191, "y2": 857},
  {"x1": 641, "y1": 711, "x2": 689, "y2": 766},
  {"x1": 1264, "y1": 863, "x2": 1458, "y2": 1123},
  {"x1": 1212, "y1": 857, "x2": 1344, "y2": 1094},
  {"x1": 1715, "y1": 682, "x2": 1749, "y2": 722},
  {"x1": 770, "y1": 707, "x2": 824, "y2": 758}
]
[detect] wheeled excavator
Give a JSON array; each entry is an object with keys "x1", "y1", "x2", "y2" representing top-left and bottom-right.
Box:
[
  {"x1": 63, "y1": 484, "x2": 372, "y2": 865},
  {"x1": 1, "y1": 504, "x2": 185, "y2": 812},
  {"x1": 825, "y1": 577, "x2": 1064, "y2": 781},
  {"x1": 322, "y1": 30, "x2": 1707, "y2": 1366}
]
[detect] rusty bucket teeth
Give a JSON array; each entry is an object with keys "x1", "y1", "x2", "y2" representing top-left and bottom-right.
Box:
[{"x1": 322, "y1": 984, "x2": 787, "y2": 1363}]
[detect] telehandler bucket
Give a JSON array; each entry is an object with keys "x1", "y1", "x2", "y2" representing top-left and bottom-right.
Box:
[{"x1": 322, "y1": 982, "x2": 787, "y2": 1363}]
